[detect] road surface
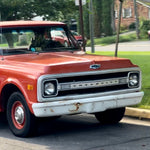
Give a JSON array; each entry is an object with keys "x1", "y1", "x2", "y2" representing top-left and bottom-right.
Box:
[
  {"x1": 0, "y1": 114, "x2": 150, "y2": 150},
  {"x1": 86, "y1": 40, "x2": 150, "y2": 52}
]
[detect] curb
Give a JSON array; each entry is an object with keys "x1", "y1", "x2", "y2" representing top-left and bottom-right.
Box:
[{"x1": 125, "y1": 107, "x2": 150, "y2": 120}]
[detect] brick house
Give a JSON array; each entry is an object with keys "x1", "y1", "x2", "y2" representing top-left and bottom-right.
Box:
[{"x1": 115, "y1": 0, "x2": 150, "y2": 28}]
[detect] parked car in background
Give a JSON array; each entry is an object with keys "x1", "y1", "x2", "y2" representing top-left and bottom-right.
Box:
[
  {"x1": 51, "y1": 30, "x2": 69, "y2": 47},
  {"x1": 71, "y1": 30, "x2": 87, "y2": 46},
  {"x1": 148, "y1": 30, "x2": 150, "y2": 40}
]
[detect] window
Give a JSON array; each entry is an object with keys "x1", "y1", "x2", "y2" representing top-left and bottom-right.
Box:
[
  {"x1": 123, "y1": 8, "x2": 132, "y2": 18},
  {"x1": 115, "y1": 10, "x2": 118, "y2": 18},
  {"x1": 0, "y1": 26, "x2": 80, "y2": 55}
]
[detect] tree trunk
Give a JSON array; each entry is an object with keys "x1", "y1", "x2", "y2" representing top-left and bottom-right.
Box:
[{"x1": 4, "y1": 33, "x2": 14, "y2": 48}]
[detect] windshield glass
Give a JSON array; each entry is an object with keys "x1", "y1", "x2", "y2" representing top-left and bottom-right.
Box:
[{"x1": 0, "y1": 26, "x2": 80, "y2": 55}]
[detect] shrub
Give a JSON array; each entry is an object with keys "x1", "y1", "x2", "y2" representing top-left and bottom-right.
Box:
[
  {"x1": 16, "y1": 35, "x2": 28, "y2": 46},
  {"x1": 140, "y1": 20, "x2": 150, "y2": 39},
  {"x1": 129, "y1": 22, "x2": 136, "y2": 30},
  {"x1": 120, "y1": 24, "x2": 128, "y2": 32},
  {"x1": 87, "y1": 33, "x2": 136, "y2": 46}
]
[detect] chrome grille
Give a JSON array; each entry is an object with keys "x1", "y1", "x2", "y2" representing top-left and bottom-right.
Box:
[
  {"x1": 58, "y1": 77, "x2": 127, "y2": 91},
  {"x1": 37, "y1": 67, "x2": 141, "y2": 102},
  {"x1": 55, "y1": 71, "x2": 131, "y2": 97}
]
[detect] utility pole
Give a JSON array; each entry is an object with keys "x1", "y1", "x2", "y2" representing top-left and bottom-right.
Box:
[
  {"x1": 89, "y1": 0, "x2": 95, "y2": 53},
  {"x1": 79, "y1": 0, "x2": 86, "y2": 51},
  {"x1": 133, "y1": 0, "x2": 140, "y2": 39},
  {"x1": 115, "y1": 0, "x2": 123, "y2": 57}
]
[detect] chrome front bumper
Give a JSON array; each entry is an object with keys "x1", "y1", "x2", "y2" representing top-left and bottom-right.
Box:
[{"x1": 32, "y1": 91, "x2": 144, "y2": 117}]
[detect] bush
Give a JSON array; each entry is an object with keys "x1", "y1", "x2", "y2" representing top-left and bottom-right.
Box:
[
  {"x1": 120, "y1": 24, "x2": 128, "y2": 32},
  {"x1": 129, "y1": 22, "x2": 136, "y2": 30},
  {"x1": 16, "y1": 35, "x2": 28, "y2": 46},
  {"x1": 140, "y1": 20, "x2": 150, "y2": 39},
  {"x1": 16, "y1": 40, "x2": 28, "y2": 46},
  {"x1": 87, "y1": 33, "x2": 137, "y2": 46}
]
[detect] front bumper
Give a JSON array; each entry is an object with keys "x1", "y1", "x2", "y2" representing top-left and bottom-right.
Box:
[{"x1": 32, "y1": 91, "x2": 144, "y2": 117}]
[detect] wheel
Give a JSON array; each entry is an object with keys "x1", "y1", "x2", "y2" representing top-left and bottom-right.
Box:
[
  {"x1": 7, "y1": 92, "x2": 36, "y2": 137},
  {"x1": 95, "y1": 107, "x2": 125, "y2": 124}
]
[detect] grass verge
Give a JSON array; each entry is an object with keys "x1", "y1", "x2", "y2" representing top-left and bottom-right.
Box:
[
  {"x1": 87, "y1": 51, "x2": 150, "y2": 109},
  {"x1": 87, "y1": 33, "x2": 147, "y2": 46}
]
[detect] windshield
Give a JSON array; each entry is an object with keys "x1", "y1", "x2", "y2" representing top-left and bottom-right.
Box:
[{"x1": 0, "y1": 26, "x2": 80, "y2": 55}]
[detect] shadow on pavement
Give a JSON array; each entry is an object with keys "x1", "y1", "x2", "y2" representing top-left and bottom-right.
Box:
[{"x1": 0, "y1": 114, "x2": 150, "y2": 150}]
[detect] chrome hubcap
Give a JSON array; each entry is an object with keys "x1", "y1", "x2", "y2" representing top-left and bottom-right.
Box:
[{"x1": 15, "y1": 106, "x2": 24, "y2": 125}]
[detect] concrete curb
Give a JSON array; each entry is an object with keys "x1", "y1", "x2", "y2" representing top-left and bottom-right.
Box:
[{"x1": 125, "y1": 107, "x2": 150, "y2": 120}]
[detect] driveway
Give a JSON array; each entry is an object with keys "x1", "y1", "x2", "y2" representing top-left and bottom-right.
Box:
[{"x1": 86, "y1": 40, "x2": 150, "y2": 52}]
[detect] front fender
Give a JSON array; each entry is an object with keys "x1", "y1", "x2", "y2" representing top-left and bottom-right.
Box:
[{"x1": 0, "y1": 77, "x2": 37, "y2": 114}]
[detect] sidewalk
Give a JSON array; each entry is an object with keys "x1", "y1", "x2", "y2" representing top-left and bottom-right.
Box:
[
  {"x1": 86, "y1": 40, "x2": 150, "y2": 52},
  {"x1": 125, "y1": 107, "x2": 150, "y2": 120}
]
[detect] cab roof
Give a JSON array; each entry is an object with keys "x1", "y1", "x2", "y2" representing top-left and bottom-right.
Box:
[{"x1": 0, "y1": 20, "x2": 66, "y2": 28}]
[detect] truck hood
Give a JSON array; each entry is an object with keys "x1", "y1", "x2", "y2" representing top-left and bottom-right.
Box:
[{"x1": 3, "y1": 51, "x2": 136, "y2": 76}]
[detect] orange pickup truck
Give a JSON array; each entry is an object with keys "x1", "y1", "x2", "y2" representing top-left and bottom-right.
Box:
[{"x1": 0, "y1": 21, "x2": 143, "y2": 137}]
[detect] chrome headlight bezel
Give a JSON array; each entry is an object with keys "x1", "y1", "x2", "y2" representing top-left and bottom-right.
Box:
[
  {"x1": 42, "y1": 79, "x2": 58, "y2": 97},
  {"x1": 128, "y1": 72, "x2": 140, "y2": 88}
]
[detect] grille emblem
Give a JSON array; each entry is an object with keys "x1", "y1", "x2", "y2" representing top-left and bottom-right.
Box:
[{"x1": 90, "y1": 64, "x2": 101, "y2": 69}]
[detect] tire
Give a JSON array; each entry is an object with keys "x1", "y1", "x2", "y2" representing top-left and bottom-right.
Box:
[
  {"x1": 7, "y1": 92, "x2": 36, "y2": 137},
  {"x1": 95, "y1": 107, "x2": 125, "y2": 124}
]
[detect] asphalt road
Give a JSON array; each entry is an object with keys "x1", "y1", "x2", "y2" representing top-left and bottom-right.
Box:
[
  {"x1": 86, "y1": 40, "x2": 150, "y2": 52},
  {"x1": 1, "y1": 114, "x2": 150, "y2": 150}
]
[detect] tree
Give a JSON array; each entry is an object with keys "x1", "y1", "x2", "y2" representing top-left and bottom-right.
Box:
[
  {"x1": 0, "y1": 0, "x2": 36, "y2": 20},
  {"x1": 101, "y1": 0, "x2": 114, "y2": 36},
  {"x1": 87, "y1": 0, "x2": 114, "y2": 37},
  {"x1": 93, "y1": 0, "x2": 103, "y2": 37},
  {"x1": 0, "y1": 0, "x2": 78, "y2": 21},
  {"x1": 83, "y1": 3, "x2": 90, "y2": 38}
]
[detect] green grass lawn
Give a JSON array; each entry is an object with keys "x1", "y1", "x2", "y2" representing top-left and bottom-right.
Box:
[
  {"x1": 0, "y1": 43, "x2": 8, "y2": 47},
  {"x1": 87, "y1": 51, "x2": 150, "y2": 109}
]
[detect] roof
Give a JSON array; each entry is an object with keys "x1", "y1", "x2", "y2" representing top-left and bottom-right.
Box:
[
  {"x1": 137, "y1": 0, "x2": 150, "y2": 8},
  {"x1": 140, "y1": 0, "x2": 150, "y2": 2},
  {"x1": 0, "y1": 20, "x2": 66, "y2": 28}
]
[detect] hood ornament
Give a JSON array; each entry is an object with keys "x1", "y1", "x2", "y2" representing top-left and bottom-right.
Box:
[{"x1": 90, "y1": 64, "x2": 101, "y2": 70}]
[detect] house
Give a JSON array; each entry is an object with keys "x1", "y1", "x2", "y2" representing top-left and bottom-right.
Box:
[{"x1": 115, "y1": 0, "x2": 150, "y2": 28}]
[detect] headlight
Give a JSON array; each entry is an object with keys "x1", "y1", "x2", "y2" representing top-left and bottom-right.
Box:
[
  {"x1": 128, "y1": 72, "x2": 139, "y2": 88},
  {"x1": 45, "y1": 83, "x2": 55, "y2": 95},
  {"x1": 43, "y1": 80, "x2": 58, "y2": 97}
]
